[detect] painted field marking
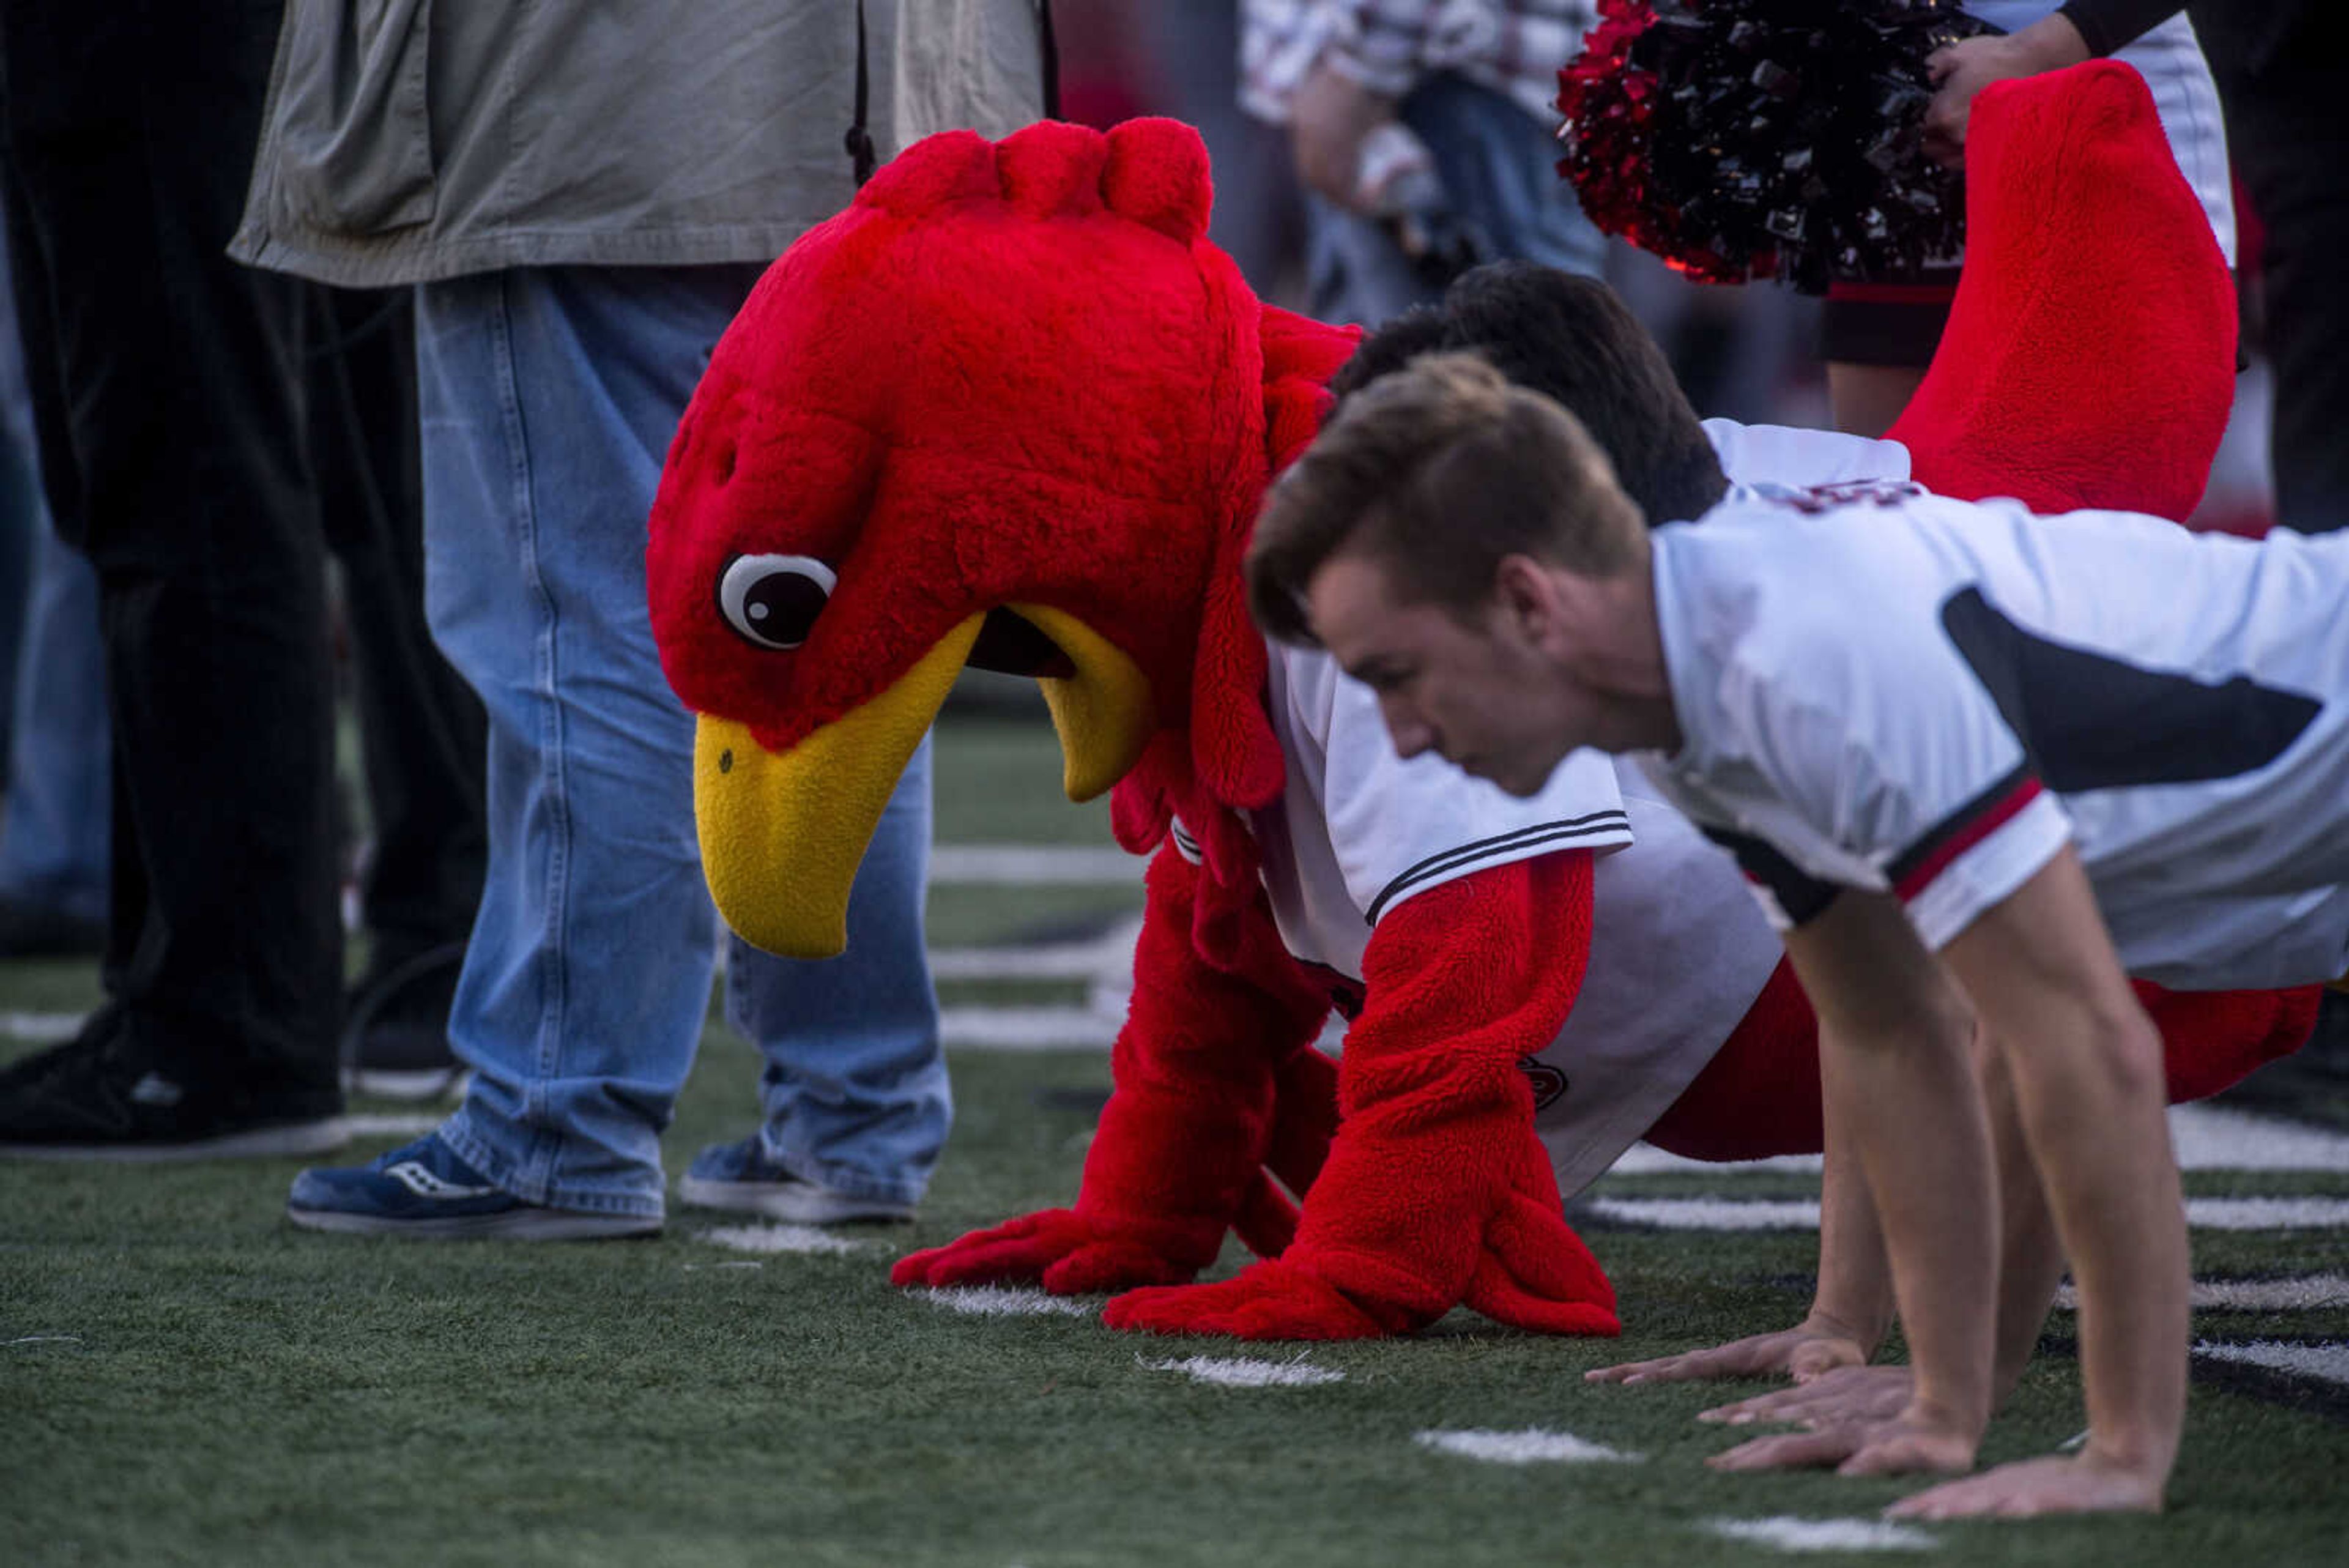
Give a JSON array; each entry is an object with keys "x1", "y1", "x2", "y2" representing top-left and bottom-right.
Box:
[
  {"x1": 2194, "y1": 1339, "x2": 2349, "y2": 1387},
  {"x1": 1, "y1": 1010, "x2": 81, "y2": 1045},
  {"x1": 6, "y1": 1335, "x2": 83, "y2": 1347},
  {"x1": 918, "y1": 1285, "x2": 1096, "y2": 1318},
  {"x1": 1591, "y1": 1195, "x2": 2349, "y2": 1232},
  {"x1": 700, "y1": 1223, "x2": 867, "y2": 1256},
  {"x1": 1590, "y1": 1197, "x2": 1824, "y2": 1231},
  {"x1": 941, "y1": 1006, "x2": 1123, "y2": 1050},
  {"x1": 1141, "y1": 1354, "x2": 1345, "y2": 1388},
  {"x1": 1415, "y1": 1429, "x2": 1640, "y2": 1465},
  {"x1": 2058, "y1": 1274, "x2": 2349, "y2": 1313},
  {"x1": 1606, "y1": 1102, "x2": 2349, "y2": 1180},
  {"x1": 1707, "y1": 1517, "x2": 1937, "y2": 1553},
  {"x1": 343, "y1": 1113, "x2": 443, "y2": 1139},
  {"x1": 930, "y1": 845, "x2": 1141, "y2": 885}
]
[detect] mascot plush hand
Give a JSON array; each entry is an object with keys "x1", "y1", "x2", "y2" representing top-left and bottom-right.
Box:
[{"x1": 645, "y1": 62, "x2": 2309, "y2": 1342}]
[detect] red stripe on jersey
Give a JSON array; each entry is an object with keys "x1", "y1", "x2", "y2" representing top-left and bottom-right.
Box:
[{"x1": 1891, "y1": 775, "x2": 2045, "y2": 903}]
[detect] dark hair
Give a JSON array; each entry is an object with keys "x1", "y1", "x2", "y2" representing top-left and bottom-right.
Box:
[
  {"x1": 1247, "y1": 353, "x2": 1646, "y2": 644},
  {"x1": 1334, "y1": 261, "x2": 1727, "y2": 526}
]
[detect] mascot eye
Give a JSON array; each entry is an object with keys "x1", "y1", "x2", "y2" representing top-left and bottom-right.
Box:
[{"x1": 718, "y1": 554, "x2": 836, "y2": 650}]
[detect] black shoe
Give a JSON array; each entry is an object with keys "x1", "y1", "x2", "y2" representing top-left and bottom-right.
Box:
[
  {"x1": 0, "y1": 1020, "x2": 347, "y2": 1162},
  {"x1": 0, "y1": 1007, "x2": 117, "y2": 1097},
  {"x1": 341, "y1": 942, "x2": 466, "y2": 1101},
  {"x1": 0, "y1": 894, "x2": 106, "y2": 960}
]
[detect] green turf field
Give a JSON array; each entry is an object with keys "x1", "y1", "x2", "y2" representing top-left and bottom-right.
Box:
[{"x1": 6, "y1": 715, "x2": 2348, "y2": 1566}]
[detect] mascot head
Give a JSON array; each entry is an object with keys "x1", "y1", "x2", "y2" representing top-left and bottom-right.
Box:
[{"x1": 648, "y1": 119, "x2": 1355, "y2": 956}]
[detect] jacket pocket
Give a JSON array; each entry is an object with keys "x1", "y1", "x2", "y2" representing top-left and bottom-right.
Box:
[{"x1": 270, "y1": 0, "x2": 437, "y2": 234}]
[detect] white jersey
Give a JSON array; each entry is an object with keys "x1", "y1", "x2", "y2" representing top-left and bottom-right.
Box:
[
  {"x1": 1964, "y1": 3, "x2": 2235, "y2": 266},
  {"x1": 1189, "y1": 420, "x2": 1896, "y2": 1195},
  {"x1": 1642, "y1": 486, "x2": 2349, "y2": 989}
]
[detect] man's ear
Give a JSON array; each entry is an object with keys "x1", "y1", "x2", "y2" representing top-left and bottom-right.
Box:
[{"x1": 1493, "y1": 554, "x2": 1562, "y2": 648}]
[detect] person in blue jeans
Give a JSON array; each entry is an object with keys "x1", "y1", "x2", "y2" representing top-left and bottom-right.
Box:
[
  {"x1": 1241, "y1": 1, "x2": 1608, "y2": 327},
  {"x1": 0, "y1": 201, "x2": 109, "y2": 962},
  {"x1": 231, "y1": 1, "x2": 1050, "y2": 1236}
]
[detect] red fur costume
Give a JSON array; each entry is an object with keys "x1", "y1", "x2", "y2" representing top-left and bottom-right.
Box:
[{"x1": 647, "y1": 62, "x2": 2314, "y2": 1341}]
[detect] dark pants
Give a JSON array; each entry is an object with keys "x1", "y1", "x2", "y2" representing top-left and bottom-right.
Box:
[
  {"x1": 0, "y1": 1, "x2": 341, "y2": 1092},
  {"x1": 306, "y1": 286, "x2": 487, "y2": 976},
  {"x1": 2193, "y1": 0, "x2": 2349, "y2": 535}
]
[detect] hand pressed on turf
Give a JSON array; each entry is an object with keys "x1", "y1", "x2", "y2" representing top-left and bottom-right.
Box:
[
  {"x1": 890, "y1": 1208, "x2": 1200, "y2": 1295},
  {"x1": 1707, "y1": 1403, "x2": 1978, "y2": 1478},
  {"x1": 1887, "y1": 1450, "x2": 2164, "y2": 1519},
  {"x1": 1104, "y1": 1258, "x2": 1388, "y2": 1339},
  {"x1": 1585, "y1": 1315, "x2": 1869, "y2": 1387},
  {"x1": 1699, "y1": 1364, "x2": 1912, "y2": 1429}
]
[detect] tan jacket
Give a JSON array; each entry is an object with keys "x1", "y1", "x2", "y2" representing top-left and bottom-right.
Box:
[{"x1": 232, "y1": 0, "x2": 1049, "y2": 286}]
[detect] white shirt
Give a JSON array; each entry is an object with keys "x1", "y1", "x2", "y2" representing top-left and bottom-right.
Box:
[
  {"x1": 1642, "y1": 488, "x2": 2349, "y2": 989},
  {"x1": 1192, "y1": 420, "x2": 1897, "y2": 1194}
]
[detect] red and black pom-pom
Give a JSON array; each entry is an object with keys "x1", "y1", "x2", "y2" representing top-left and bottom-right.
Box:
[{"x1": 1557, "y1": 0, "x2": 1995, "y2": 291}]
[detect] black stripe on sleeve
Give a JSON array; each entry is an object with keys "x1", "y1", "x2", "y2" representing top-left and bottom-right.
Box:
[
  {"x1": 1699, "y1": 825, "x2": 1843, "y2": 927},
  {"x1": 1882, "y1": 762, "x2": 2038, "y2": 898},
  {"x1": 1364, "y1": 810, "x2": 1631, "y2": 924}
]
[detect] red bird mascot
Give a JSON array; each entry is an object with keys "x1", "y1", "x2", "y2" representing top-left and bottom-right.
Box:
[{"x1": 647, "y1": 62, "x2": 2314, "y2": 1341}]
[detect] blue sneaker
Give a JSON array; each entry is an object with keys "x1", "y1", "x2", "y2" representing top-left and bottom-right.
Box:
[
  {"x1": 678, "y1": 1134, "x2": 915, "y2": 1224},
  {"x1": 286, "y1": 1133, "x2": 660, "y2": 1239}
]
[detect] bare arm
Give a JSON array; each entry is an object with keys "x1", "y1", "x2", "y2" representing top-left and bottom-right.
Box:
[{"x1": 1893, "y1": 847, "x2": 2181, "y2": 1518}]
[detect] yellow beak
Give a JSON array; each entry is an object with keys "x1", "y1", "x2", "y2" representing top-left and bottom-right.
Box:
[{"x1": 695, "y1": 604, "x2": 1154, "y2": 958}]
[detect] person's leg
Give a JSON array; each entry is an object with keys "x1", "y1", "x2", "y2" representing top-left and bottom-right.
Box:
[
  {"x1": 0, "y1": 0, "x2": 346, "y2": 1157},
  {"x1": 683, "y1": 735, "x2": 947, "y2": 1221},
  {"x1": 289, "y1": 262, "x2": 763, "y2": 1232},
  {"x1": 0, "y1": 510, "x2": 110, "y2": 938},
  {"x1": 310, "y1": 284, "x2": 484, "y2": 1098}
]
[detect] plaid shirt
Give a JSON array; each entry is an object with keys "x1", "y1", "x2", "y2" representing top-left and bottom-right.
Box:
[{"x1": 1241, "y1": 0, "x2": 1596, "y2": 125}]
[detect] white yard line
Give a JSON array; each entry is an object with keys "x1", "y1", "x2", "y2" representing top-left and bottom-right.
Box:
[
  {"x1": 1606, "y1": 1103, "x2": 2349, "y2": 1180},
  {"x1": 2193, "y1": 1339, "x2": 2349, "y2": 1386},
  {"x1": 2169, "y1": 1102, "x2": 2349, "y2": 1170},
  {"x1": 929, "y1": 845, "x2": 1141, "y2": 885},
  {"x1": 916, "y1": 1285, "x2": 1097, "y2": 1318},
  {"x1": 0, "y1": 1010, "x2": 82, "y2": 1045},
  {"x1": 2058, "y1": 1274, "x2": 2349, "y2": 1313},
  {"x1": 1415, "y1": 1428, "x2": 1639, "y2": 1465},
  {"x1": 1140, "y1": 1354, "x2": 1345, "y2": 1388},
  {"x1": 941, "y1": 1006, "x2": 1123, "y2": 1050},
  {"x1": 700, "y1": 1223, "x2": 867, "y2": 1256},
  {"x1": 1592, "y1": 1196, "x2": 2349, "y2": 1232},
  {"x1": 1706, "y1": 1517, "x2": 1937, "y2": 1553}
]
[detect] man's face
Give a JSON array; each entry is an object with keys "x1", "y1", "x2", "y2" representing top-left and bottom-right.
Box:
[{"x1": 1305, "y1": 551, "x2": 1590, "y2": 797}]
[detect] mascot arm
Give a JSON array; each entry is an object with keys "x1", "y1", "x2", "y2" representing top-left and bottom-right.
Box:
[
  {"x1": 893, "y1": 844, "x2": 1330, "y2": 1294},
  {"x1": 1104, "y1": 852, "x2": 1620, "y2": 1339}
]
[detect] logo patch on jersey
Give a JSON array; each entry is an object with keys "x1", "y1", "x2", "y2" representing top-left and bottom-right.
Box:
[
  {"x1": 1749, "y1": 478, "x2": 1924, "y2": 515},
  {"x1": 1940, "y1": 587, "x2": 2323, "y2": 791},
  {"x1": 1518, "y1": 1057, "x2": 1568, "y2": 1112}
]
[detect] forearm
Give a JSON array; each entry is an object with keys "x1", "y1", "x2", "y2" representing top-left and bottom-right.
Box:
[
  {"x1": 1980, "y1": 1040, "x2": 2071, "y2": 1403},
  {"x1": 1785, "y1": 894, "x2": 1999, "y2": 1443},
  {"x1": 1994, "y1": 1006, "x2": 2184, "y2": 1473},
  {"x1": 2055, "y1": 0, "x2": 2183, "y2": 58},
  {"x1": 1940, "y1": 850, "x2": 2188, "y2": 1485},
  {"x1": 1821, "y1": 1017, "x2": 2000, "y2": 1436},
  {"x1": 1811, "y1": 1052, "x2": 1896, "y2": 1354}
]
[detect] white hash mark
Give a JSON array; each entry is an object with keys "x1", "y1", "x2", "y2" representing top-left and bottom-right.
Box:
[
  {"x1": 1414, "y1": 1429, "x2": 1639, "y2": 1465},
  {"x1": 1706, "y1": 1517, "x2": 1937, "y2": 1553},
  {"x1": 700, "y1": 1223, "x2": 865, "y2": 1256},
  {"x1": 1140, "y1": 1354, "x2": 1345, "y2": 1388},
  {"x1": 2193, "y1": 1339, "x2": 2349, "y2": 1387},
  {"x1": 919, "y1": 1286, "x2": 1095, "y2": 1317}
]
